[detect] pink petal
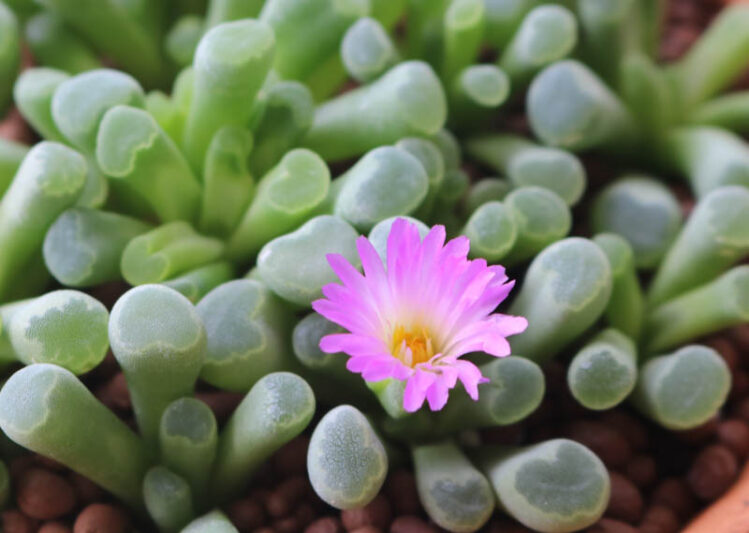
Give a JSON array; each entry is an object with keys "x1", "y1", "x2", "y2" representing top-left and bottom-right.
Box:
[
  {"x1": 402, "y1": 370, "x2": 434, "y2": 412},
  {"x1": 361, "y1": 358, "x2": 403, "y2": 381},
  {"x1": 425, "y1": 378, "x2": 449, "y2": 411},
  {"x1": 454, "y1": 360, "x2": 486, "y2": 400},
  {"x1": 319, "y1": 333, "x2": 385, "y2": 356},
  {"x1": 311, "y1": 299, "x2": 379, "y2": 336},
  {"x1": 326, "y1": 253, "x2": 366, "y2": 292},
  {"x1": 346, "y1": 354, "x2": 385, "y2": 372}
]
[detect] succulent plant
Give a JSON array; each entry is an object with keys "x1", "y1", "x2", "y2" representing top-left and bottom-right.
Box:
[{"x1": 0, "y1": 1, "x2": 746, "y2": 532}]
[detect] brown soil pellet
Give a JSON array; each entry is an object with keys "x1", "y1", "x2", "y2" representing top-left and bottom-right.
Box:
[
  {"x1": 1, "y1": 510, "x2": 37, "y2": 533},
  {"x1": 264, "y1": 477, "x2": 308, "y2": 518},
  {"x1": 384, "y1": 470, "x2": 420, "y2": 516},
  {"x1": 341, "y1": 495, "x2": 392, "y2": 531},
  {"x1": 585, "y1": 518, "x2": 638, "y2": 533},
  {"x1": 674, "y1": 417, "x2": 718, "y2": 445},
  {"x1": 350, "y1": 527, "x2": 383, "y2": 533},
  {"x1": 705, "y1": 337, "x2": 740, "y2": 372},
  {"x1": 195, "y1": 391, "x2": 244, "y2": 423},
  {"x1": 228, "y1": 496, "x2": 266, "y2": 532},
  {"x1": 83, "y1": 350, "x2": 119, "y2": 381},
  {"x1": 598, "y1": 411, "x2": 649, "y2": 452},
  {"x1": 717, "y1": 418, "x2": 749, "y2": 459},
  {"x1": 68, "y1": 473, "x2": 104, "y2": 505},
  {"x1": 484, "y1": 518, "x2": 535, "y2": 533},
  {"x1": 266, "y1": 490, "x2": 293, "y2": 519},
  {"x1": 34, "y1": 455, "x2": 66, "y2": 472},
  {"x1": 605, "y1": 472, "x2": 643, "y2": 524},
  {"x1": 273, "y1": 516, "x2": 301, "y2": 533},
  {"x1": 482, "y1": 424, "x2": 523, "y2": 446},
  {"x1": 566, "y1": 420, "x2": 632, "y2": 468},
  {"x1": 730, "y1": 370, "x2": 749, "y2": 401},
  {"x1": 639, "y1": 505, "x2": 680, "y2": 533},
  {"x1": 542, "y1": 361, "x2": 567, "y2": 393},
  {"x1": 294, "y1": 503, "x2": 317, "y2": 527},
  {"x1": 94, "y1": 372, "x2": 131, "y2": 412},
  {"x1": 274, "y1": 438, "x2": 310, "y2": 477},
  {"x1": 38, "y1": 522, "x2": 73, "y2": 533},
  {"x1": 389, "y1": 516, "x2": 437, "y2": 533},
  {"x1": 651, "y1": 478, "x2": 697, "y2": 520},
  {"x1": 728, "y1": 324, "x2": 749, "y2": 354},
  {"x1": 624, "y1": 454, "x2": 657, "y2": 488},
  {"x1": 733, "y1": 396, "x2": 749, "y2": 423},
  {"x1": 8, "y1": 455, "x2": 36, "y2": 482},
  {"x1": 0, "y1": 108, "x2": 34, "y2": 144},
  {"x1": 16, "y1": 468, "x2": 77, "y2": 520},
  {"x1": 73, "y1": 504, "x2": 129, "y2": 533},
  {"x1": 305, "y1": 517, "x2": 343, "y2": 533},
  {"x1": 687, "y1": 444, "x2": 739, "y2": 501}
]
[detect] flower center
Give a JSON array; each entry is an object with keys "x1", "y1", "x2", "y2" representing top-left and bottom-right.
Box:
[{"x1": 391, "y1": 325, "x2": 436, "y2": 367}]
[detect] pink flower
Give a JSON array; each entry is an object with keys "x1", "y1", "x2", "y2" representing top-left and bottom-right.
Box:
[{"x1": 312, "y1": 218, "x2": 528, "y2": 412}]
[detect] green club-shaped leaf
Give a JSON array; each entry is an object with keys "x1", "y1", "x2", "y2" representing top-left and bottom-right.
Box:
[
  {"x1": 121, "y1": 222, "x2": 225, "y2": 286},
  {"x1": 436, "y1": 356, "x2": 545, "y2": 432},
  {"x1": 0, "y1": 3, "x2": 19, "y2": 115},
  {"x1": 182, "y1": 19, "x2": 275, "y2": 172},
  {"x1": 260, "y1": 0, "x2": 368, "y2": 81},
  {"x1": 466, "y1": 134, "x2": 586, "y2": 206},
  {"x1": 463, "y1": 178, "x2": 511, "y2": 215},
  {"x1": 462, "y1": 201, "x2": 517, "y2": 262},
  {"x1": 341, "y1": 17, "x2": 399, "y2": 83},
  {"x1": 0, "y1": 138, "x2": 28, "y2": 198},
  {"x1": 51, "y1": 69, "x2": 145, "y2": 153},
  {"x1": 503, "y1": 186, "x2": 572, "y2": 265},
  {"x1": 647, "y1": 185, "x2": 749, "y2": 306},
  {"x1": 97, "y1": 105, "x2": 202, "y2": 224},
  {"x1": 159, "y1": 398, "x2": 217, "y2": 505},
  {"x1": 307, "y1": 405, "x2": 388, "y2": 509},
  {"x1": 0, "y1": 364, "x2": 150, "y2": 510},
  {"x1": 109, "y1": 285, "x2": 206, "y2": 449},
  {"x1": 44, "y1": 208, "x2": 153, "y2": 288},
  {"x1": 197, "y1": 279, "x2": 295, "y2": 391},
  {"x1": 210, "y1": 372, "x2": 315, "y2": 502},
  {"x1": 567, "y1": 328, "x2": 637, "y2": 410},
  {"x1": 509, "y1": 238, "x2": 612, "y2": 362},
  {"x1": 180, "y1": 510, "x2": 238, "y2": 533},
  {"x1": 0, "y1": 142, "x2": 87, "y2": 301},
  {"x1": 664, "y1": 126, "x2": 749, "y2": 199},
  {"x1": 498, "y1": 5, "x2": 577, "y2": 89},
  {"x1": 632, "y1": 345, "x2": 731, "y2": 430},
  {"x1": 304, "y1": 61, "x2": 447, "y2": 162},
  {"x1": 143, "y1": 466, "x2": 196, "y2": 533},
  {"x1": 13, "y1": 67, "x2": 69, "y2": 142},
  {"x1": 162, "y1": 262, "x2": 235, "y2": 304},
  {"x1": 249, "y1": 81, "x2": 315, "y2": 178},
  {"x1": 257, "y1": 215, "x2": 360, "y2": 306},
  {"x1": 591, "y1": 176, "x2": 682, "y2": 270},
  {"x1": 228, "y1": 149, "x2": 330, "y2": 262},
  {"x1": 527, "y1": 60, "x2": 638, "y2": 153},
  {"x1": 645, "y1": 266, "x2": 749, "y2": 354},
  {"x1": 334, "y1": 146, "x2": 429, "y2": 232},
  {"x1": 477, "y1": 439, "x2": 610, "y2": 533},
  {"x1": 24, "y1": 12, "x2": 101, "y2": 75},
  {"x1": 413, "y1": 441, "x2": 494, "y2": 533},
  {"x1": 593, "y1": 233, "x2": 644, "y2": 339},
  {"x1": 9, "y1": 290, "x2": 109, "y2": 375}
]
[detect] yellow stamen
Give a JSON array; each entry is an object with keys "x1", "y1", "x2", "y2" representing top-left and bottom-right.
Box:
[{"x1": 391, "y1": 325, "x2": 435, "y2": 367}]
